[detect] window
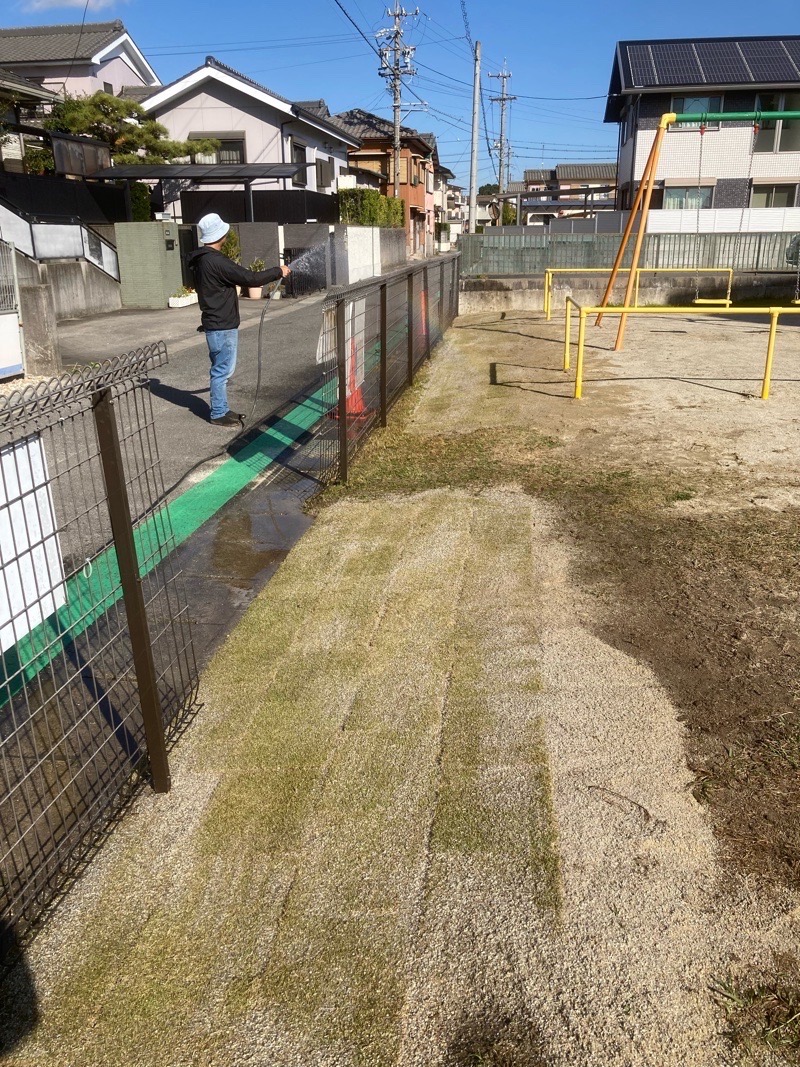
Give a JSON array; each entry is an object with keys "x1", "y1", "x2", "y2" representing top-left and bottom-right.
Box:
[
  {"x1": 103, "y1": 81, "x2": 113, "y2": 95},
  {"x1": 191, "y1": 138, "x2": 245, "y2": 165},
  {"x1": 399, "y1": 156, "x2": 409, "y2": 184},
  {"x1": 292, "y1": 141, "x2": 307, "y2": 186},
  {"x1": 671, "y1": 95, "x2": 722, "y2": 130},
  {"x1": 663, "y1": 185, "x2": 714, "y2": 209},
  {"x1": 754, "y1": 93, "x2": 800, "y2": 153},
  {"x1": 751, "y1": 183, "x2": 798, "y2": 208}
]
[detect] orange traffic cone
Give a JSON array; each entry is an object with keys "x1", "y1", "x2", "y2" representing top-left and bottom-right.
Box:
[
  {"x1": 346, "y1": 337, "x2": 367, "y2": 417},
  {"x1": 330, "y1": 337, "x2": 368, "y2": 420}
]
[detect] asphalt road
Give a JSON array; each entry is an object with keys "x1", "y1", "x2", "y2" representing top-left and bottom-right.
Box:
[{"x1": 57, "y1": 292, "x2": 328, "y2": 493}]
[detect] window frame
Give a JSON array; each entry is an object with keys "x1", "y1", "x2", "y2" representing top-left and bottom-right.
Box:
[
  {"x1": 190, "y1": 136, "x2": 245, "y2": 166},
  {"x1": 750, "y1": 182, "x2": 799, "y2": 208},
  {"x1": 670, "y1": 94, "x2": 723, "y2": 131},
  {"x1": 754, "y1": 92, "x2": 800, "y2": 154},
  {"x1": 292, "y1": 140, "x2": 307, "y2": 187},
  {"x1": 662, "y1": 184, "x2": 715, "y2": 209}
]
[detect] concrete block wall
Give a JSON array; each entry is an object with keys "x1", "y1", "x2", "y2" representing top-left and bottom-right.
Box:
[
  {"x1": 19, "y1": 285, "x2": 60, "y2": 375},
  {"x1": 43, "y1": 260, "x2": 122, "y2": 320},
  {"x1": 115, "y1": 222, "x2": 184, "y2": 309}
]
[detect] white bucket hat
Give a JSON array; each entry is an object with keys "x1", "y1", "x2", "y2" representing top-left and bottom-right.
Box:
[{"x1": 197, "y1": 213, "x2": 230, "y2": 244}]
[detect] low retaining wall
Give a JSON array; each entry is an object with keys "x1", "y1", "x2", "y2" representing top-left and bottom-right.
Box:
[{"x1": 459, "y1": 272, "x2": 800, "y2": 315}]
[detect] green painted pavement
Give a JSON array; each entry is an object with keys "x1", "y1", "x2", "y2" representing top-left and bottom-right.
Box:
[{"x1": 0, "y1": 388, "x2": 330, "y2": 708}]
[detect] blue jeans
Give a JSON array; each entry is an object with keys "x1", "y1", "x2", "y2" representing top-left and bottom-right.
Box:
[{"x1": 205, "y1": 329, "x2": 238, "y2": 419}]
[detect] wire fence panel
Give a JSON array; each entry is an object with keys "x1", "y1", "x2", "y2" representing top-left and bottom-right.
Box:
[
  {"x1": 459, "y1": 231, "x2": 800, "y2": 275},
  {"x1": 319, "y1": 253, "x2": 460, "y2": 481},
  {"x1": 0, "y1": 347, "x2": 198, "y2": 945}
]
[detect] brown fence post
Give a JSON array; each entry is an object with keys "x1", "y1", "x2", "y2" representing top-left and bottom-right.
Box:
[
  {"x1": 336, "y1": 297, "x2": 349, "y2": 483},
  {"x1": 379, "y1": 282, "x2": 388, "y2": 427},
  {"x1": 92, "y1": 386, "x2": 171, "y2": 794},
  {"x1": 407, "y1": 270, "x2": 415, "y2": 385},
  {"x1": 424, "y1": 265, "x2": 432, "y2": 359}
]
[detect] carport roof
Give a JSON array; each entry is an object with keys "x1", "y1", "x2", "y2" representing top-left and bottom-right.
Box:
[{"x1": 91, "y1": 163, "x2": 311, "y2": 181}]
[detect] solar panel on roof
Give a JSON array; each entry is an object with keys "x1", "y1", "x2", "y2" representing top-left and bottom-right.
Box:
[
  {"x1": 627, "y1": 44, "x2": 657, "y2": 86},
  {"x1": 739, "y1": 40, "x2": 799, "y2": 82},
  {"x1": 779, "y1": 40, "x2": 800, "y2": 77},
  {"x1": 649, "y1": 42, "x2": 704, "y2": 85},
  {"x1": 693, "y1": 41, "x2": 750, "y2": 84}
]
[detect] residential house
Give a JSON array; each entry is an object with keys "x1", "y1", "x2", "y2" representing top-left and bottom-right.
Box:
[
  {"x1": 334, "y1": 109, "x2": 439, "y2": 254},
  {"x1": 0, "y1": 67, "x2": 59, "y2": 171},
  {"x1": 605, "y1": 35, "x2": 800, "y2": 227},
  {"x1": 433, "y1": 162, "x2": 456, "y2": 248},
  {"x1": 445, "y1": 184, "x2": 467, "y2": 236},
  {"x1": 126, "y1": 58, "x2": 361, "y2": 221},
  {"x1": 518, "y1": 164, "x2": 616, "y2": 223},
  {"x1": 0, "y1": 20, "x2": 159, "y2": 98}
]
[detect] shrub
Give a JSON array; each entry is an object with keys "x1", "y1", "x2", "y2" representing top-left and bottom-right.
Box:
[
  {"x1": 130, "y1": 181, "x2": 151, "y2": 221},
  {"x1": 220, "y1": 227, "x2": 241, "y2": 263},
  {"x1": 339, "y1": 188, "x2": 405, "y2": 228}
]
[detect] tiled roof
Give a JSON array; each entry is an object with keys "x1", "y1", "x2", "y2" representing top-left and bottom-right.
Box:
[
  {"x1": 555, "y1": 162, "x2": 616, "y2": 180},
  {"x1": 0, "y1": 20, "x2": 126, "y2": 64},
  {"x1": 606, "y1": 35, "x2": 800, "y2": 121},
  {"x1": 523, "y1": 168, "x2": 553, "y2": 184},
  {"x1": 121, "y1": 84, "x2": 159, "y2": 103},
  {"x1": 335, "y1": 108, "x2": 419, "y2": 141},
  {"x1": 506, "y1": 181, "x2": 526, "y2": 193},
  {"x1": 523, "y1": 164, "x2": 616, "y2": 184}
]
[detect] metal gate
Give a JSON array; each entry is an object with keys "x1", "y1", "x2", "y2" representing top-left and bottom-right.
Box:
[{"x1": 0, "y1": 241, "x2": 24, "y2": 381}]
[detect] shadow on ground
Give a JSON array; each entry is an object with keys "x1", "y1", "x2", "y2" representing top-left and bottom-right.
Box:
[{"x1": 0, "y1": 921, "x2": 39, "y2": 1054}]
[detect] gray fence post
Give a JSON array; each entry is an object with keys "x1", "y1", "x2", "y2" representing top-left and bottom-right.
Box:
[{"x1": 92, "y1": 386, "x2": 171, "y2": 794}]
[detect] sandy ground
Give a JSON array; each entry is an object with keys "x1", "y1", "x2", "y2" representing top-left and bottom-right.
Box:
[{"x1": 4, "y1": 308, "x2": 800, "y2": 1065}]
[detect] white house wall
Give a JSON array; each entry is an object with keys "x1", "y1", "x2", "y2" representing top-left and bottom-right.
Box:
[
  {"x1": 633, "y1": 127, "x2": 800, "y2": 182},
  {"x1": 25, "y1": 55, "x2": 150, "y2": 97}
]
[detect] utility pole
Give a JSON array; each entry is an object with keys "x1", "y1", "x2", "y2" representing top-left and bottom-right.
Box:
[
  {"x1": 378, "y1": 4, "x2": 418, "y2": 199},
  {"x1": 468, "y1": 40, "x2": 481, "y2": 234},
  {"x1": 489, "y1": 61, "x2": 516, "y2": 215}
]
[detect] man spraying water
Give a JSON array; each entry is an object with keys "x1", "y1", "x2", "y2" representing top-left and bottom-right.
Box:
[{"x1": 188, "y1": 213, "x2": 291, "y2": 427}]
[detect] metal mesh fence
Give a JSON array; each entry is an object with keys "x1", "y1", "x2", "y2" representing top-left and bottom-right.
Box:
[
  {"x1": 0, "y1": 346, "x2": 198, "y2": 944},
  {"x1": 459, "y1": 231, "x2": 800, "y2": 275},
  {"x1": 318, "y1": 253, "x2": 460, "y2": 481}
]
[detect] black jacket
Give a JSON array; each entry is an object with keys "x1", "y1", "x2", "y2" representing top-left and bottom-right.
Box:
[{"x1": 187, "y1": 247, "x2": 283, "y2": 331}]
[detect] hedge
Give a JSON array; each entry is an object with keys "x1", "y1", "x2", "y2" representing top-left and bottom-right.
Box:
[{"x1": 339, "y1": 188, "x2": 405, "y2": 228}]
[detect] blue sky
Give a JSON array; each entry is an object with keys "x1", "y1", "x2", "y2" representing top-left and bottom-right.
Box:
[{"x1": 6, "y1": 0, "x2": 800, "y2": 184}]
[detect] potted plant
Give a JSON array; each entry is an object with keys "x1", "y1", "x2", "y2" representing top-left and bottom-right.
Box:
[
  {"x1": 247, "y1": 258, "x2": 265, "y2": 299},
  {"x1": 168, "y1": 286, "x2": 198, "y2": 308}
]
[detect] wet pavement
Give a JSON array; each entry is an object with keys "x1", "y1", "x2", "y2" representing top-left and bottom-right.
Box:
[{"x1": 174, "y1": 470, "x2": 315, "y2": 669}]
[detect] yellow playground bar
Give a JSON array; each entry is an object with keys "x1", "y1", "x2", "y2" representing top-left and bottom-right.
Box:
[{"x1": 562, "y1": 296, "x2": 800, "y2": 400}]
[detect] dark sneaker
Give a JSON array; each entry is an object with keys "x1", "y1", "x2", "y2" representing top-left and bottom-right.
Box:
[{"x1": 210, "y1": 411, "x2": 244, "y2": 427}]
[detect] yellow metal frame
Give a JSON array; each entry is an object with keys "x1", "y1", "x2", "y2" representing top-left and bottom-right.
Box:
[
  {"x1": 563, "y1": 296, "x2": 800, "y2": 401},
  {"x1": 544, "y1": 267, "x2": 735, "y2": 321}
]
